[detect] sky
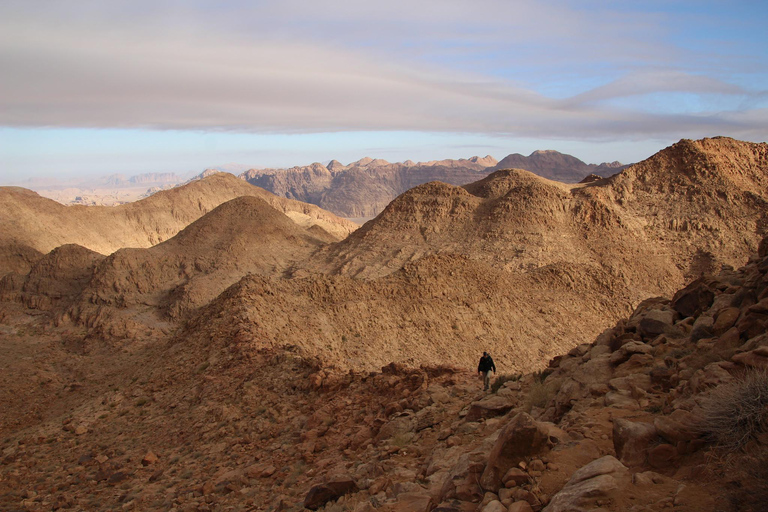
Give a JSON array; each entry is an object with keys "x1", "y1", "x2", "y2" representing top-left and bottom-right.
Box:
[{"x1": 1, "y1": 0, "x2": 767, "y2": 183}]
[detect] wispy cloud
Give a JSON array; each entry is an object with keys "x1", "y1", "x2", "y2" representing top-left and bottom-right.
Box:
[{"x1": 0, "y1": 0, "x2": 766, "y2": 143}]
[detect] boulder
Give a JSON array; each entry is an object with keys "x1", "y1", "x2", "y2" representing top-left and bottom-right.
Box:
[
  {"x1": 543, "y1": 456, "x2": 628, "y2": 512},
  {"x1": 609, "y1": 341, "x2": 652, "y2": 366},
  {"x1": 604, "y1": 391, "x2": 639, "y2": 410},
  {"x1": 672, "y1": 279, "x2": 714, "y2": 318},
  {"x1": 480, "y1": 412, "x2": 553, "y2": 492},
  {"x1": 612, "y1": 418, "x2": 658, "y2": 467},
  {"x1": 637, "y1": 308, "x2": 677, "y2": 339},
  {"x1": 688, "y1": 363, "x2": 734, "y2": 393},
  {"x1": 649, "y1": 365, "x2": 678, "y2": 391},
  {"x1": 438, "y1": 452, "x2": 486, "y2": 503},
  {"x1": 690, "y1": 316, "x2": 715, "y2": 343},
  {"x1": 303, "y1": 478, "x2": 359, "y2": 510},
  {"x1": 713, "y1": 307, "x2": 741, "y2": 335},
  {"x1": 647, "y1": 443, "x2": 678, "y2": 470},
  {"x1": 391, "y1": 492, "x2": 436, "y2": 512},
  {"x1": 653, "y1": 409, "x2": 700, "y2": 444},
  {"x1": 732, "y1": 346, "x2": 768, "y2": 369},
  {"x1": 614, "y1": 353, "x2": 655, "y2": 377},
  {"x1": 714, "y1": 327, "x2": 742, "y2": 355},
  {"x1": 465, "y1": 396, "x2": 517, "y2": 422}
]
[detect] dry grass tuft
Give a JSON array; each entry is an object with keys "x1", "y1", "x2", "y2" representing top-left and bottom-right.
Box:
[{"x1": 697, "y1": 369, "x2": 768, "y2": 451}]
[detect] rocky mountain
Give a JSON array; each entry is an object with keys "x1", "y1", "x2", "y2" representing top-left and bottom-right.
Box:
[
  {"x1": 68, "y1": 196, "x2": 337, "y2": 332},
  {"x1": 304, "y1": 138, "x2": 767, "y2": 299},
  {"x1": 2, "y1": 188, "x2": 768, "y2": 512},
  {"x1": 0, "y1": 136, "x2": 767, "y2": 511},
  {"x1": 0, "y1": 173, "x2": 357, "y2": 275},
  {"x1": 241, "y1": 157, "x2": 497, "y2": 219},
  {"x1": 240, "y1": 152, "x2": 625, "y2": 218},
  {"x1": 492, "y1": 150, "x2": 626, "y2": 182}
]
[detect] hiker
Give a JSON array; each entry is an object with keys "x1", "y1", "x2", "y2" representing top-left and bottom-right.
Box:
[{"x1": 477, "y1": 351, "x2": 496, "y2": 391}]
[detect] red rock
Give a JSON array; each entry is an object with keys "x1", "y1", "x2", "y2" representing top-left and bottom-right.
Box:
[
  {"x1": 465, "y1": 396, "x2": 516, "y2": 422},
  {"x1": 671, "y1": 279, "x2": 714, "y2": 318},
  {"x1": 647, "y1": 444, "x2": 678, "y2": 469},
  {"x1": 141, "y1": 451, "x2": 158, "y2": 466},
  {"x1": 480, "y1": 412, "x2": 552, "y2": 492},
  {"x1": 507, "y1": 502, "x2": 534, "y2": 512},
  {"x1": 612, "y1": 418, "x2": 657, "y2": 467},
  {"x1": 502, "y1": 467, "x2": 529, "y2": 487},
  {"x1": 303, "y1": 478, "x2": 359, "y2": 510},
  {"x1": 713, "y1": 307, "x2": 741, "y2": 334},
  {"x1": 732, "y1": 349, "x2": 768, "y2": 369}
]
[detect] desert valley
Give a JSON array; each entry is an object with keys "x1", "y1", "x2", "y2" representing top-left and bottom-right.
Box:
[{"x1": 2, "y1": 136, "x2": 768, "y2": 512}]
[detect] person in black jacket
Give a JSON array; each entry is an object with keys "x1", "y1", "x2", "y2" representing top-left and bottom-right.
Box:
[{"x1": 477, "y1": 351, "x2": 496, "y2": 391}]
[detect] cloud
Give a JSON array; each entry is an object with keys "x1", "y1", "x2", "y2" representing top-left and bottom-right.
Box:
[{"x1": 0, "y1": 0, "x2": 766, "y2": 143}]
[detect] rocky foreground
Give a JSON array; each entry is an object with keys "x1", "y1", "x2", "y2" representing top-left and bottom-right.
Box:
[{"x1": 3, "y1": 238, "x2": 768, "y2": 511}]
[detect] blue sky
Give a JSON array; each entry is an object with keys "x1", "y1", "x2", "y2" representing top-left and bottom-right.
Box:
[{"x1": 1, "y1": 0, "x2": 766, "y2": 183}]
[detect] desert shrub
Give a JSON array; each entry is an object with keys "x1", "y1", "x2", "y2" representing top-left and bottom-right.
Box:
[
  {"x1": 525, "y1": 380, "x2": 555, "y2": 412},
  {"x1": 491, "y1": 373, "x2": 521, "y2": 394},
  {"x1": 697, "y1": 369, "x2": 768, "y2": 451}
]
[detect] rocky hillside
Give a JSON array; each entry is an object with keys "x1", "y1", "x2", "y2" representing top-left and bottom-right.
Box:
[
  {"x1": 305, "y1": 138, "x2": 768, "y2": 300},
  {"x1": 2, "y1": 221, "x2": 768, "y2": 511},
  {"x1": 0, "y1": 173, "x2": 357, "y2": 276},
  {"x1": 241, "y1": 152, "x2": 623, "y2": 218},
  {"x1": 74, "y1": 196, "x2": 336, "y2": 328}
]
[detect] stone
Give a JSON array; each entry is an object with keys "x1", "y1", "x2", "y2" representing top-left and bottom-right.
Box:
[
  {"x1": 604, "y1": 391, "x2": 639, "y2": 409},
  {"x1": 465, "y1": 396, "x2": 517, "y2": 422},
  {"x1": 438, "y1": 452, "x2": 486, "y2": 503},
  {"x1": 551, "y1": 378, "x2": 583, "y2": 420},
  {"x1": 614, "y1": 354, "x2": 654, "y2": 377},
  {"x1": 671, "y1": 279, "x2": 714, "y2": 318},
  {"x1": 638, "y1": 309, "x2": 677, "y2": 339},
  {"x1": 74, "y1": 425, "x2": 88, "y2": 436},
  {"x1": 510, "y1": 489, "x2": 539, "y2": 507},
  {"x1": 141, "y1": 451, "x2": 158, "y2": 466},
  {"x1": 543, "y1": 456, "x2": 628, "y2": 512},
  {"x1": 609, "y1": 374, "x2": 652, "y2": 393},
  {"x1": 647, "y1": 444, "x2": 678, "y2": 469},
  {"x1": 690, "y1": 316, "x2": 715, "y2": 343},
  {"x1": 390, "y1": 492, "x2": 435, "y2": 512},
  {"x1": 713, "y1": 307, "x2": 741, "y2": 334},
  {"x1": 480, "y1": 500, "x2": 506, "y2": 512},
  {"x1": 303, "y1": 478, "x2": 359, "y2": 510},
  {"x1": 612, "y1": 418, "x2": 657, "y2": 467},
  {"x1": 498, "y1": 488, "x2": 514, "y2": 506},
  {"x1": 507, "y1": 502, "x2": 534, "y2": 512},
  {"x1": 649, "y1": 366, "x2": 678, "y2": 391},
  {"x1": 733, "y1": 348, "x2": 768, "y2": 369},
  {"x1": 736, "y1": 312, "x2": 768, "y2": 340},
  {"x1": 688, "y1": 363, "x2": 734, "y2": 393},
  {"x1": 653, "y1": 410, "x2": 700, "y2": 444},
  {"x1": 245, "y1": 463, "x2": 276, "y2": 478},
  {"x1": 501, "y1": 467, "x2": 529, "y2": 488},
  {"x1": 433, "y1": 501, "x2": 479, "y2": 512},
  {"x1": 714, "y1": 327, "x2": 742, "y2": 355},
  {"x1": 480, "y1": 413, "x2": 553, "y2": 492}
]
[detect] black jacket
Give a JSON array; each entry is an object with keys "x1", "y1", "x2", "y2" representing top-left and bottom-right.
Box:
[{"x1": 478, "y1": 355, "x2": 496, "y2": 373}]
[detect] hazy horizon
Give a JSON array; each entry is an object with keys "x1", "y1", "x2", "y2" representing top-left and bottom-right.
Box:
[{"x1": 1, "y1": 1, "x2": 766, "y2": 184}]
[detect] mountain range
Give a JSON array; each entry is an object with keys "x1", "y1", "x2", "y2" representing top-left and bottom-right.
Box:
[
  {"x1": 1, "y1": 136, "x2": 767, "y2": 511},
  {"x1": 239, "y1": 151, "x2": 627, "y2": 218}
]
